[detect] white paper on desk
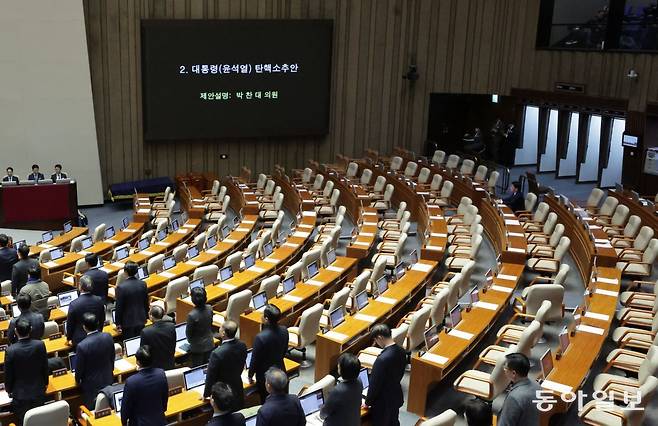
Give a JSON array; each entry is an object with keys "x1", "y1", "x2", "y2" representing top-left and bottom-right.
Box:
[
  {"x1": 508, "y1": 232, "x2": 524, "y2": 237},
  {"x1": 541, "y1": 380, "x2": 573, "y2": 394},
  {"x1": 577, "y1": 324, "x2": 605, "y2": 335},
  {"x1": 282, "y1": 294, "x2": 302, "y2": 303},
  {"x1": 377, "y1": 296, "x2": 397, "y2": 305},
  {"x1": 584, "y1": 311, "x2": 610, "y2": 321},
  {"x1": 0, "y1": 390, "x2": 13, "y2": 406},
  {"x1": 425, "y1": 245, "x2": 442, "y2": 250},
  {"x1": 430, "y1": 215, "x2": 444, "y2": 220},
  {"x1": 44, "y1": 261, "x2": 58, "y2": 268},
  {"x1": 589, "y1": 225, "x2": 602, "y2": 229},
  {"x1": 354, "y1": 313, "x2": 377, "y2": 323},
  {"x1": 242, "y1": 220, "x2": 256, "y2": 225},
  {"x1": 293, "y1": 231, "x2": 310, "y2": 238},
  {"x1": 222, "y1": 238, "x2": 236, "y2": 244},
  {"x1": 412, "y1": 263, "x2": 433, "y2": 273},
  {"x1": 137, "y1": 209, "x2": 150, "y2": 214},
  {"x1": 324, "y1": 330, "x2": 348, "y2": 342},
  {"x1": 595, "y1": 288, "x2": 618, "y2": 297},
  {"x1": 327, "y1": 265, "x2": 345, "y2": 273},
  {"x1": 421, "y1": 352, "x2": 448, "y2": 365},
  {"x1": 40, "y1": 243, "x2": 53, "y2": 249},
  {"x1": 207, "y1": 249, "x2": 221, "y2": 255},
  {"x1": 353, "y1": 241, "x2": 370, "y2": 246},
  {"x1": 474, "y1": 301, "x2": 499, "y2": 311},
  {"x1": 141, "y1": 250, "x2": 155, "y2": 256},
  {"x1": 595, "y1": 243, "x2": 613, "y2": 248},
  {"x1": 503, "y1": 213, "x2": 516, "y2": 218},
  {"x1": 155, "y1": 242, "x2": 170, "y2": 247},
  {"x1": 595, "y1": 239, "x2": 609, "y2": 244},
  {"x1": 79, "y1": 251, "x2": 90, "y2": 256},
  {"x1": 218, "y1": 283, "x2": 236, "y2": 290},
  {"x1": 251, "y1": 266, "x2": 266, "y2": 273},
  {"x1": 298, "y1": 223, "x2": 315, "y2": 229},
  {"x1": 360, "y1": 232, "x2": 375, "y2": 237},
  {"x1": 236, "y1": 227, "x2": 251, "y2": 232},
  {"x1": 283, "y1": 242, "x2": 298, "y2": 248},
  {"x1": 106, "y1": 239, "x2": 118, "y2": 244},
  {"x1": 263, "y1": 257, "x2": 279, "y2": 264},
  {"x1": 114, "y1": 358, "x2": 134, "y2": 372},
  {"x1": 508, "y1": 247, "x2": 525, "y2": 253},
  {"x1": 596, "y1": 277, "x2": 619, "y2": 285},
  {"x1": 176, "y1": 229, "x2": 187, "y2": 234},
  {"x1": 160, "y1": 271, "x2": 176, "y2": 279},
  {"x1": 504, "y1": 220, "x2": 521, "y2": 225},
  {"x1": 100, "y1": 267, "x2": 112, "y2": 273},
  {"x1": 183, "y1": 224, "x2": 196, "y2": 228},
  {"x1": 431, "y1": 233, "x2": 448, "y2": 238},
  {"x1": 187, "y1": 260, "x2": 202, "y2": 267},
  {"x1": 302, "y1": 211, "x2": 315, "y2": 217},
  {"x1": 124, "y1": 229, "x2": 136, "y2": 233},
  {"x1": 448, "y1": 329, "x2": 474, "y2": 340},
  {"x1": 112, "y1": 262, "x2": 125, "y2": 269},
  {"x1": 496, "y1": 274, "x2": 518, "y2": 281},
  {"x1": 306, "y1": 279, "x2": 324, "y2": 287},
  {"x1": 489, "y1": 285, "x2": 513, "y2": 294}
]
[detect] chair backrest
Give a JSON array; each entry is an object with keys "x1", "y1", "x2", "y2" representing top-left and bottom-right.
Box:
[
  {"x1": 542, "y1": 212, "x2": 558, "y2": 236},
  {"x1": 73, "y1": 258, "x2": 89, "y2": 275},
  {"x1": 116, "y1": 269, "x2": 128, "y2": 286},
  {"x1": 297, "y1": 303, "x2": 324, "y2": 347},
  {"x1": 273, "y1": 193, "x2": 284, "y2": 210},
  {"x1": 548, "y1": 223, "x2": 565, "y2": 248},
  {"x1": 395, "y1": 201, "x2": 408, "y2": 221},
  {"x1": 373, "y1": 175, "x2": 387, "y2": 193},
  {"x1": 534, "y1": 300, "x2": 553, "y2": 324},
  {"x1": 419, "y1": 409, "x2": 458, "y2": 426},
  {"x1": 70, "y1": 235, "x2": 86, "y2": 253},
  {"x1": 0, "y1": 280, "x2": 10, "y2": 297},
  {"x1": 488, "y1": 171, "x2": 500, "y2": 189},
  {"x1": 440, "y1": 180, "x2": 454, "y2": 198},
  {"x1": 533, "y1": 202, "x2": 550, "y2": 223},
  {"x1": 42, "y1": 321, "x2": 59, "y2": 338},
  {"x1": 525, "y1": 192, "x2": 538, "y2": 211},
  {"x1": 390, "y1": 156, "x2": 403, "y2": 171},
  {"x1": 526, "y1": 285, "x2": 563, "y2": 321},
  {"x1": 285, "y1": 261, "x2": 304, "y2": 283},
  {"x1": 642, "y1": 239, "x2": 658, "y2": 264},
  {"x1": 610, "y1": 204, "x2": 630, "y2": 226},
  {"x1": 369, "y1": 256, "x2": 387, "y2": 286},
  {"x1": 346, "y1": 162, "x2": 359, "y2": 178},
  {"x1": 459, "y1": 159, "x2": 475, "y2": 175},
  {"x1": 634, "y1": 226, "x2": 655, "y2": 251},
  {"x1": 468, "y1": 235, "x2": 482, "y2": 258},
  {"x1": 329, "y1": 188, "x2": 340, "y2": 206},
  {"x1": 92, "y1": 223, "x2": 106, "y2": 243},
  {"x1": 301, "y1": 168, "x2": 313, "y2": 184},
  {"x1": 456, "y1": 197, "x2": 473, "y2": 215},
  {"x1": 394, "y1": 233, "x2": 408, "y2": 256},
  {"x1": 193, "y1": 233, "x2": 206, "y2": 253},
  {"x1": 172, "y1": 244, "x2": 188, "y2": 263},
  {"x1": 300, "y1": 374, "x2": 336, "y2": 401},
  {"x1": 459, "y1": 260, "x2": 476, "y2": 296},
  {"x1": 445, "y1": 154, "x2": 460, "y2": 169},
  {"x1": 147, "y1": 254, "x2": 165, "y2": 274},
  {"x1": 322, "y1": 180, "x2": 335, "y2": 198},
  {"x1": 489, "y1": 349, "x2": 514, "y2": 399},
  {"x1": 430, "y1": 288, "x2": 450, "y2": 326},
  {"x1": 155, "y1": 219, "x2": 168, "y2": 235},
  {"x1": 349, "y1": 270, "x2": 371, "y2": 298},
  {"x1": 166, "y1": 367, "x2": 190, "y2": 390},
  {"x1": 360, "y1": 169, "x2": 373, "y2": 185},
  {"x1": 429, "y1": 174, "x2": 443, "y2": 191},
  {"x1": 407, "y1": 306, "x2": 432, "y2": 350},
  {"x1": 163, "y1": 277, "x2": 189, "y2": 314},
  {"x1": 432, "y1": 150, "x2": 446, "y2": 165},
  {"x1": 553, "y1": 263, "x2": 570, "y2": 286},
  {"x1": 312, "y1": 174, "x2": 324, "y2": 191},
  {"x1": 141, "y1": 230, "x2": 155, "y2": 243},
  {"x1": 383, "y1": 184, "x2": 395, "y2": 202},
  {"x1": 623, "y1": 215, "x2": 642, "y2": 238},
  {"x1": 516, "y1": 320, "x2": 542, "y2": 357},
  {"x1": 554, "y1": 236, "x2": 571, "y2": 261},
  {"x1": 94, "y1": 392, "x2": 111, "y2": 412},
  {"x1": 587, "y1": 188, "x2": 605, "y2": 208},
  {"x1": 225, "y1": 289, "x2": 253, "y2": 323},
  {"x1": 263, "y1": 179, "x2": 275, "y2": 196},
  {"x1": 23, "y1": 400, "x2": 70, "y2": 426},
  {"x1": 193, "y1": 265, "x2": 219, "y2": 285},
  {"x1": 302, "y1": 249, "x2": 322, "y2": 270},
  {"x1": 418, "y1": 167, "x2": 431, "y2": 184},
  {"x1": 258, "y1": 275, "x2": 280, "y2": 300},
  {"x1": 327, "y1": 287, "x2": 351, "y2": 316},
  {"x1": 256, "y1": 173, "x2": 267, "y2": 190},
  {"x1": 404, "y1": 161, "x2": 418, "y2": 177},
  {"x1": 474, "y1": 165, "x2": 488, "y2": 181},
  {"x1": 599, "y1": 196, "x2": 619, "y2": 217},
  {"x1": 446, "y1": 273, "x2": 462, "y2": 309},
  {"x1": 209, "y1": 180, "x2": 220, "y2": 196},
  {"x1": 224, "y1": 251, "x2": 243, "y2": 273}
]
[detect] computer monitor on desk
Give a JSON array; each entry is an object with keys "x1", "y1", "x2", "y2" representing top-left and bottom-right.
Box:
[
  {"x1": 329, "y1": 307, "x2": 345, "y2": 329},
  {"x1": 448, "y1": 305, "x2": 462, "y2": 329},
  {"x1": 63, "y1": 221, "x2": 72, "y2": 233},
  {"x1": 299, "y1": 389, "x2": 324, "y2": 418},
  {"x1": 138, "y1": 237, "x2": 150, "y2": 251},
  {"x1": 424, "y1": 325, "x2": 440, "y2": 350},
  {"x1": 42, "y1": 231, "x2": 53, "y2": 243},
  {"x1": 355, "y1": 290, "x2": 369, "y2": 311},
  {"x1": 540, "y1": 349, "x2": 554, "y2": 380}
]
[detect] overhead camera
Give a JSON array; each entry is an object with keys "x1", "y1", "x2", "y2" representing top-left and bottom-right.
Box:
[
  {"x1": 403, "y1": 65, "x2": 419, "y2": 81},
  {"x1": 626, "y1": 69, "x2": 639, "y2": 80}
]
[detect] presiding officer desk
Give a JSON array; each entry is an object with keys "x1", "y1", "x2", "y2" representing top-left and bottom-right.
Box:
[{"x1": 0, "y1": 181, "x2": 78, "y2": 230}]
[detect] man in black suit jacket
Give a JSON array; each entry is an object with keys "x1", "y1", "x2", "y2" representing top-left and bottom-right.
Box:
[
  {"x1": 365, "y1": 324, "x2": 407, "y2": 426},
  {"x1": 115, "y1": 262, "x2": 149, "y2": 339},
  {"x1": 50, "y1": 164, "x2": 67, "y2": 182},
  {"x1": 11, "y1": 244, "x2": 37, "y2": 295},
  {"x1": 207, "y1": 382, "x2": 246, "y2": 426},
  {"x1": 8, "y1": 294, "x2": 44, "y2": 343},
  {"x1": 2, "y1": 167, "x2": 19, "y2": 183},
  {"x1": 82, "y1": 253, "x2": 109, "y2": 303},
  {"x1": 186, "y1": 287, "x2": 215, "y2": 367},
  {"x1": 66, "y1": 275, "x2": 105, "y2": 346},
  {"x1": 139, "y1": 305, "x2": 176, "y2": 370},
  {"x1": 27, "y1": 164, "x2": 44, "y2": 181},
  {"x1": 503, "y1": 181, "x2": 525, "y2": 213},
  {"x1": 248, "y1": 305, "x2": 289, "y2": 403},
  {"x1": 320, "y1": 353, "x2": 363, "y2": 426},
  {"x1": 0, "y1": 234, "x2": 18, "y2": 283},
  {"x1": 204, "y1": 320, "x2": 248, "y2": 410},
  {"x1": 121, "y1": 345, "x2": 169, "y2": 426},
  {"x1": 75, "y1": 312, "x2": 116, "y2": 408},
  {"x1": 256, "y1": 368, "x2": 305, "y2": 426},
  {"x1": 5, "y1": 319, "x2": 49, "y2": 423}
]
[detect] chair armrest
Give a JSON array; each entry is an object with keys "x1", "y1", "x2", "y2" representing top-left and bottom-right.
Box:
[
  {"x1": 631, "y1": 280, "x2": 656, "y2": 289},
  {"x1": 529, "y1": 276, "x2": 554, "y2": 286},
  {"x1": 453, "y1": 372, "x2": 493, "y2": 399},
  {"x1": 512, "y1": 296, "x2": 526, "y2": 313}
]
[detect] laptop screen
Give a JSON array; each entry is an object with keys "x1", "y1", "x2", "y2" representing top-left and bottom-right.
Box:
[
  {"x1": 42, "y1": 231, "x2": 53, "y2": 243},
  {"x1": 355, "y1": 290, "x2": 368, "y2": 310},
  {"x1": 81, "y1": 237, "x2": 93, "y2": 250},
  {"x1": 105, "y1": 226, "x2": 115, "y2": 239},
  {"x1": 329, "y1": 307, "x2": 345, "y2": 329},
  {"x1": 137, "y1": 266, "x2": 149, "y2": 280},
  {"x1": 307, "y1": 261, "x2": 319, "y2": 279},
  {"x1": 124, "y1": 336, "x2": 141, "y2": 357},
  {"x1": 163, "y1": 256, "x2": 176, "y2": 271},
  {"x1": 221, "y1": 226, "x2": 230, "y2": 239},
  {"x1": 63, "y1": 221, "x2": 72, "y2": 233},
  {"x1": 540, "y1": 349, "x2": 554, "y2": 378},
  {"x1": 326, "y1": 249, "x2": 336, "y2": 265},
  {"x1": 11, "y1": 304, "x2": 20, "y2": 318},
  {"x1": 358, "y1": 368, "x2": 369, "y2": 389},
  {"x1": 138, "y1": 237, "x2": 150, "y2": 251},
  {"x1": 190, "y1": 278, "x2": 204, "y2": 291},
  {"x1": 175, "y1": 323, "x2": 187, "y2": 342},
  {"x1": 187, "y1": 246, "x2": 199, "y2": 259},
  {"x1": 559, "y1": 328, "x2": 570, "y2": 354},
  {"x1": 113, "y1": 391, "x2": 124, "y2": 413},
  {"x1": 282, "y1": 277, "x2": 296, "y2": 294},
  {"x1": 50, "y1": 248, "x2": 65, "y2": 260},
  {"x1": 219, "y1": 266, "x2": 233, "y2": 282},
  {"x1": 409, "y1": 249, "x2": 418, "y2": 265},
  {"x1": 207, "y1": 235, "x2": 217, "y2": 248},
  {"x1": 469, "y1": 287, "x2": 479, "y2": 304},
  {"x1": 68, "y1": 353, "x2": 77, "y2": 372},
  {"x1": 449, "y1": 305, "x2": 462, "y2": 328},
  {"x1": 58, "y1": 290, "x2": 79, "y2": 307},
  {"x1": 245, "y1": 415, "x2": 257, "y2": 426},
  {"x1": 252, "y1": 292, "x2": 267, "y2": 310},
  {"x1": 424, "y1": 325, "x2": 440, "y2": 350},
  {"x1": 394, "y1": 262, "x2": 406, "y2": 280},
  {"x1": 157, "y1": 229, "x2": 167, "y2": 241},
  {"x1": 376, "y1": 276, "x2": 388, "y2": 296},
  {"x1": 245, "y1": 349, "x2": 253, "y2": 369},
  {"x1": 262, "y1": 242, "x2": 273, "y2": 258},
  {"x1": 243, "y1": 254, "x2": 255, "y2": 269},
  {"x1": 299, "y1": 389, "x2": 324, "y2": 416},
  {"x1": 184, "y1": 366, "x2": 207, "y2": 390},
  {"x1": 115, "y1": 247, "x2": 129, "y2": 261},
  {"x1": 111, "y1": 309, "x2": 116, "y2": 323},
  {"x1": 13, "y1": 240, "x2": 25, "y2": 250},
  {"x1": 122, "y1": 217, "x2": 129, "y2": 229},
  {"x1": 171, "y1": 219, "x2": 179, "y2": 232}
]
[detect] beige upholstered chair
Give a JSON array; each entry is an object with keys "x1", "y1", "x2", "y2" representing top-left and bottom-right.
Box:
[
  {"x1": 417, "y1": 167, "x2": 431, "y2": 184},
  {"x1": 487, "y1": 171, "x2": 499, "y2": 195},
  {"x1": 432, "y1": 150, "x2": 446, "y2": 165},
  {"x1": 593, "y1": 196, "x2": 620, "y2": 221},
  {"x1": 528, "y1": 263, "x2": 570, "y2": 287},
  {"x1": 459, "y1": 159, "x2": 475, "y2": 175},
  {"x1": 496, "y1": 301, "x2": 553, "y2": 344},
  {"x1": 258, "y1": 275, "x2": 280, "y2": 300},
  {"x1": 360, "y1": 168, "x2": 373, "y2": 186},
  {"x1": 527, "y1": 236, "x2": 570, "y2": 273},
  {"x1": 599, "y1": 204, "x2": 630, "y2": 229},
  {"x1": 299, "y1": 374, "x2": 336, "y2": 400},
  {"x1": 445, "y1": 235, "x2": 482, "y2": 271},
  {"x1": 288, "y1": 303, "x2": 323, "y2": 366},
  {"x1": 585, "y1": 187, "x2": 605, "y2": 211},
  {"x1": 345, "y1": 162, "x2": 359, "y2": 180},
  {"x1": 473, "y1": 165, "x2": 488, "y2": 182},
  {"x1": 371, "y1": 233, "x2": 407, "y2": 267},
  {"x1": 214, "y1": 289, "x2": 252, "y2": 327},
  {"x1": 172, "y1": 244, "x2": 188, "y2": 263},
  {"x1": 24, "y1": 401, "x2": 70, "y2": 426},
  {"x1": 516, "y1": 284, "x2": 564, "y2": 322},
  {"x1": 193, "y1": 265, "x2": 219, "y2": 285},
  {"x1": 429, "y1": 180, "x2": 453, "y2": 206},
  {"x1": 445, "y1": 154, "x2": 460, "y2": 170},
  {"x1": 224, "y1": 251, "x2": 244, "y2": 273},
  {"x1": 70, "y1": 235, "x2": 87, "y2": 253},
  {"x1": 320, "y1": 287, "x2": 351, "y2": 329},
  {"x1": 607, "y1": 214, "x2": 641, "y2": 239},
  {"x1": 92, "y1": 223, "x2": 106, "y2": 243},
  {"x1": 453, "y1": 347, "x2": 511, "y2": 401},
  {"x1": 614, "y1": 225, "x2": 654, "y2": 252},
  {"x1": 519, "y1": 202, "x2": 549, "y2": 228},
  {"x1": 371, "y1": 184, "x2": 394, "y2": 211},
  {"x1": 147, "y1": 254, "x2": 165, "y2": 274},
  {"x1": 152, "y1": 276, "x2": 189, "y2": 315},
  {"x1": 526, "y1": 223, "x2": 565, "y2": 256},
  {"x1": 616, "y1": 239, "x2": 658, "y2": 278},
  {"x1": 417, "y1": 409, "x2": 458, "y2": 426},
  {"x1": 390, "y1": 156, "x2": 404, "y2": 172},
  {"x1": 620, "y1": 279, "x2": 658, "y2": 310},
  {"x1": 478, "y1": 320, "x2": 543, "y2": 366},
  {"x1": 284, "y1": 261, "x2": 304, "y2": 283},
  {"x1": 612, "y1": 315, "x2": 658, "y2": 351},
  {"x1": 404, "y1": 161, "x2": 418, "y2": 178}
]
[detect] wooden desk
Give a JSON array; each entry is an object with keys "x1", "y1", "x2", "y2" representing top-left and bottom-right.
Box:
[
  {"x1": 0, "y1": 182, "x2": 78, "y2": 230},
  {"x1": 418, "y1": 205, "x2": 448, "y2": 262},
  {"x1": 314, "y1": 259, "x2": 438, "y2": 381},
  {"x1": 28, "y1": 227, "x2": 88, "y2": 256}
]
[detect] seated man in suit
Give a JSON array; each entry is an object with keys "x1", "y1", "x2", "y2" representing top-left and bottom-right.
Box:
[
  {"x1": 18, "y1": 266, "x2": 51, "y2": 320},
  {"x1": 502, "y1": 181, "x2": 525, "y2": 213},
  {"x1": 27, "y1": 164, "x2": 44, "y2": 181},
  {"x1": 5, "y1": 319, "x2": 49, "y2": 423},
  {"x1": 82, "y1": 253, "x2": 109, "y2": 303},
  {"x1": 75, "y1": 312, "x2": 115, "y2": 408},
  {"x1": 207, "y1": 382, "x2": 246, "y2": 426},
  {"x1": 66, "y1": 275, "x2": 105, "y2": 346},
  {"x1": 115, "y1": 261, "x2": 149, "y2": 339},
  {"x1": 11, "y1": 244, "x2": 37, "y2": 295},
  {"x1": 8, "y1": 293, "x2": 44, "y2": 343},
  {"x1": 0, "y1": 234, "x2": 18, "y2": 283},
  {"x1": 51, "y1": 163, "x2": 68, "y2": 182},
  {"x1": 364, "y1": 324, "x2": 406, "y2": 426},
  {"x1": 121, "y1": 345, "x2": 169, "y2": 426},
  {"x1": 320, "y1": 353, "x2": 363, "y2": 426},
  {"x1": 204, "y1": 320, "x2": 248, "y2": 410},
  {"x1": 139, "y1": 305, "x2": 176, "y2": 370},
  {"x1": 256, "y1": 368, "x2": 305, "y2": 426},
  {"x1": 2, "y1": 167, "x2": 19, "y2": 183}
]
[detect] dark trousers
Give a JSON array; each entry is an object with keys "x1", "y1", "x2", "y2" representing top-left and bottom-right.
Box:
[
  {"x1": 121, "y1": 325, "x2": 144, "y2": 339},
  {"x1": 189, "y1": 350, "x2": 211, "y2": 367},
  {"x1": 12, "y1": 397, "x2": 45, "y2": 424},
  {"x1": 370, "y1": 403, "x2": 400, "y2": 426}
]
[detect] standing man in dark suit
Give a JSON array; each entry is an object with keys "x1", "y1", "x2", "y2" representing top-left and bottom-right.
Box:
[
  {"x1": 364, "y1": 324, "x2": 407, "y2": 426},
  {"x1": 11, "y1": 244, "x2": 37, "y2": 295},
  {"x1": 8, "y1": 294, "x2": 44, "y2": 343},
  {"x1": 120, "y1": 345, "x2": 169, "y2": 426},
  {"x1": 502, "y1": 181, "x2": 525, "y2": 213},
  {"x1": 75, "y1": 312, "x2": 116, "y2": 408},
  {"x1": 186, "y1": 286, "x2": 214, "y2": 367},
  {"x1": 115, "y1": 261, "x2": 149, "y2": 339},
  {"x1": 248, "y1": 304, "x2": 289, "y2": 403},
  {"x1": 50, "y1": 164, "x2": 68, "y2": 182},
  {"x1": 2, "y1": 167, "x2": 19, "y2": 183},
  {"x1": 5, "y1": 320, "x2": 49, "y2": 423},
  {"x1": 256, "y1": 368, "x2": 305, "y2": 426},
  {"x1": 139, "y1": 305, "x2": 176, "y2": 370},
  {"x1": 66, "y1": 275, "x2": 105, "y2": 346},
  {"x1": 82, "y1": 253, "x2": 109, "y2": 303},
  {"x1": 497, "y1": 353, "x2": 541, "y2": 426},
  {"x1": 207, "y1": 382, "x2": 246, "y2": 426},
  {"x1": 27, "y1": 164, "x2": 44, "y2": 181},
  {"x1": 204, "y1": 320, "x2": 248, "y2": 410},
  {"x1": 0, "y1": 234, "x2": 18, "y2": 282},
  {"x1": 320, "y1": 353, "x2": 363, "y2": 426},
  {"x1": 18, "y1": 266, "x2": 51, "y2": 320}
]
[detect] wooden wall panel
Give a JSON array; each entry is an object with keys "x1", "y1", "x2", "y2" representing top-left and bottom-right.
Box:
[{"x1": 84, "y1": 0, "x2": 658, "y2": 190}]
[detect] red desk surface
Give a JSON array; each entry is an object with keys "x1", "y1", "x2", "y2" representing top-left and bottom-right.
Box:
[{"x1": 1, "y1": 183, "x2": 77, "y2": 227}]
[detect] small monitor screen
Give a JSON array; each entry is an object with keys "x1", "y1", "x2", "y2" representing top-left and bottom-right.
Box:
[
  {"x1": 262, "y1": 242, "x2": 273, "y2": 257},
  {"x1": 184, "y1": 366, "x2": 207, "y2": 390},
  {"x1": 42, "y1": 231, "x2": 53, "y2": 243},
  {"x1": 622, "y1": 133, "x2": 639, "y2": 148},
  {"x1": 245, "y1": 349, "x2": 253, "y2": 369},
  {"x1": 111, "y1": 309, "x2": 116, "y2": 323},
  {"x1": 449, "y1": 305, "x2": 462, "y2": 328},
  {"x1": 190, "y1": 278, "x2": 205, "y2": 290},
  {"x1": 207, "y1": 235, "x2": 217, "y2": 248},
  {"x1": 252, "y1": 291, "x2": 268, "y2": 310},
  {"x1": 355, "y1": 290, "x2": 368, "y2": 310},
  {"x1": 175, "y1": 323, "x2": 187, "y2": 342},
  {"x1": 485, "y1": 269, "x2": 494, "y2": 287},
  {"x1": 11, "y1": 304, "x2": 20, "y2": 317},
  {"x1": 13, "y1": 240, "x2": 25, "y2": 250},
  {"x1": 58, "y1": 290, "x2": 79, "y2": 307},
  {"x1": 68, "y1": 353, "x2": 77, "y2": 372},
  {"x1": 243, "y1": 254, "x2": 255, "y2": 269},
  {"x1": 163, "y1": 256, "x2": 176, "y2": 270},
  {"x1": 157, "y1": 229, "x2": 167, "y2": 241},
  {"x1": 540, "y1": 349, "x2": 554, "y2": 378},
  {"x1": 559, "y1": 328, "x2": 570, "y2": 354},
  {"x1": 113, "y1": 391, "x2": 124, "y2": 413},
  {"x1": 376, "y1": 276, "x2": 388, "y2": 296},
  {"x1": 358, "y1": 368, "x2": 369, "y2": 389},
  {"x1": 137, "y1": 266, "x2": 149, "y2": 280},
  {"x1": 424, "y1": 325, "x2": 440, "y2": 350},
  {"x1": 282, "y1": 276, "x2": 296, "y2": 294},
  {"x1": 124, "y1": 336, "x2": 141, "y2": 357},
  {"x1": 469, "y1": 287, "x2": 479, "y2": 305},
  {"x1": 245, "y1": 416, "x2": 257, "y2": 426},
  {"x1": 96, "y1": 258, "x2": 103, "y2": 268},
  {"x1": 63, "y1": 221, "x2": 72, "y2": 233},
  {"x1": 187, "y1": 246, "x2": 199, "y2": 259},
  {"x1": 326, "y1": 249, "x2": 336, "y2": 265},
  {"x1": 115, "y1": 247, "x2": 129, "y2": 261},
  {"x1": 219, "y1": 266, "x2": 233, "y2": 282},
  {"x1": 221, "y1": 226, "x2": 230, "y2": 239},
  {"x1": 307, "y1": 261, "x2": 319, "y2": 279},
  {"x1": 122, "y1": 217, "x2": 129, "y2": 229},
  {"x1": 50, "y1": 248, "x2": 65, "y2": 260},
  {"x1": 409, "y1": 249, "x2": 418, "y2": 265},
  {"x1": 394, "y1": 262, "x2": 406, "y2": 280},
  {"x1": 233, "y1": 216, "x2": 240, "y2": 226},
  {"x1": 329, "y1": 307, "x2": 344, "y2": 328},
  {"x1": 138, "y1": 237, "x2": 150, "y2": 251},
  {"x1": 105, "y1": 226, "x2": 116, "y2": 239},
  {"x1": 171, "y1": 219, "x2": 179, "y2": 231},
  {"x1": 299, "y1": 390, "x2": 324, "y2": 416},
  {"x1": 81, "y1": 237, "x2": 93, "y2": 250}
]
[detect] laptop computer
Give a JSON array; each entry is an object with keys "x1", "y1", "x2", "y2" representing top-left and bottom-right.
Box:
[
  {"x1": 245, "y1": 414, "x2": 257, "y2": 426},
  {"x1": 409, "y1": 249, "x2": 418, "y2": 266},
  {"x1": 219, "y1": 266, "x2": 233, "y2": 282},
  {"x1": 115, "y1": 246, "x2": 129, "y2": 262},
  {"x1": 42, "y1": 231, "x2": 53, "y2": 243},
  {"x1": 469, "y1": 286, "x2": 479, "y2": 305},
  {"x1": 123, "y1": 336, "x2": 141, "y2": 357},
  {"x1": 424, "y1": 325, "x2": 440, "y2": 351},
  {"x1": 448, "y1": 305, "x2": 462, "y2": 329},
  {"x1": 183, "y1": 365, "x2": 207, "y2": 395},
  {"x1": 252, "y1": 291, "x2": 268, "y2": 310},
  {"x1": 326, "y1": 249, "x2": 337, "y2": 267},
  {"x1": 375, "y1": 275, "x2": 388, "y2": 298},
  {"x1": 243, "y1": 253, "x2": 255, "y2": 270},
  {"x1": 137, "y1": 266, "x2": 149, "y2": 280},
  {"x1": 58, "y1": 290, "x2": 79, "y2": 313},
  {"x1": 299, "y1": 389, "x2": 324, "y2": 422},
  {"x1": 81, "y1": 237, "x2": 93, "y2": 250},
  {"x1": 261, "y1": 242, "x2": 273, "y2": 259},
  {"x1": 162, "y1": 256, "x2": 176, "y2": 271},
  {"x1": 559, "y1": 327, "x2": 570, "y2": 355},
  {"x1": 63, "y1": 221, "x2": 73, "y2": 233},
  {"x1": 187, "y1": 246, "x2": 199, "y2": 260},
  {"x1": 10, "y1": 303, "x2": 20, "y2": 318},
  {"x1": 306, "y1": 261, "x2": 319, "y2": 280},
  {"x1": 220, "y1": 225, "x2": 230, "y2": 240},
  {"x1": 206, "y1": 235, "x2": 217, "y2": 249},
  {"x1": 171, "y1": 219, "x2": 179, "y2": 232},
  {"x1": 189, "y1": 278, "x2": 205, "y2": 291},
  {"x1": 355, "y1": 290, "x2": 369, "y2": 311},
  {"x1": 113, "y1": 390, "x2": 124, "y2": 414},
  {"x1": 50, "y1": 247, "x2": 65, "y2": 261},
  {"x1": 157, "y1": 229, "x2": 167, "y2": 241},
  {"x1": 394, "y1": 262, "x2": 406, "y2": 280},
  {"x1": 175, "y1": 323, "x2": 190, "y2": 353},
  {"x1": 540, "y1": 349, "x2": 554, "y2": 380},
  {"x1": 138, "y1": 237, "x2": 150, "y2": 251},
  {"x1": 358, "y1": 367, "x2": 369, "y2": 397},
  {"x1": 13, "y1": 240, "x2": 25, "y2": 250},
  {"x1": 329, "y1": 307, "x2": 345, "y2": 329},
  {"x1": 282, "y1": 276, "x2": 296, "y2": 295},
  {"x1": 121, "y1": 217, "x2": 129, "y2": 230},
  {"x1": 68, "y1": 353, "x2": 77, "y2": 372},
  {"x1": 105, "y1": 226, "x2": 116, "y2": 239},
  {"x1": 111, "y1": 309, "x2": 116, "y2": 324}
]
